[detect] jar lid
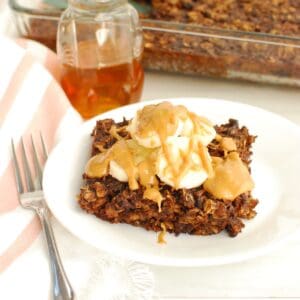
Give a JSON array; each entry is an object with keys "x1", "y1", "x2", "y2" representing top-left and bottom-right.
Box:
[
  {"x1": 69, "y1": 0, "x2": 128, "y2": 11},
  {"x1": 9, "y1": 0, "x2": 151, "y2": 16}
]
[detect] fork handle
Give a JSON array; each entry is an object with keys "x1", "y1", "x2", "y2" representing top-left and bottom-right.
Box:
[{"x1": 37, "y1": 206, "x2": 74, "y2": 300}]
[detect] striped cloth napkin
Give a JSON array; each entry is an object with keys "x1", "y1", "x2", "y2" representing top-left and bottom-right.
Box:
[
  {"x1": 0, "y1": 36, "x2": 81, "y2": 271},
  {"x1": 0, "y1": 36, "x2": 155, "y2": 299}
]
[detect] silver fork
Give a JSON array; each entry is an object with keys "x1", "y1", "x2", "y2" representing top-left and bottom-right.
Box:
[{"x1": 11, "y1": 134, "x2": 74, "y2": 300}]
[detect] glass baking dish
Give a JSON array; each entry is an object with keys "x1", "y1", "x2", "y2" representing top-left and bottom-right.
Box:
[{"x1": 9, "y1": 0, "x2": 300, "y2": 87}]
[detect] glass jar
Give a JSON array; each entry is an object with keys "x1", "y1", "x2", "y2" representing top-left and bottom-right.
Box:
[{"x1": 57, "y1": 0, "x2": 144, "y2": 119}]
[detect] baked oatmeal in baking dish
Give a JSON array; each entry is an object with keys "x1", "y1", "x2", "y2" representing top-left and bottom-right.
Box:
[{"x1": 78, "y1": 102, "x2": 258, "y2": 240}]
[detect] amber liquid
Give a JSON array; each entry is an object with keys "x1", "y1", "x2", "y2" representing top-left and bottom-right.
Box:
[{"x1": 61, "y1": 60, "x2": 144, "y2": 119}]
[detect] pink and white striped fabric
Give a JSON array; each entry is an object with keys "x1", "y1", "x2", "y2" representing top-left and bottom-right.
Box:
[
  {"x1": 0, "y1": 36, "x2": 155, "y2": 300},
  {"x1": 0, "y1": 36, "x2": 82, "y2": 273}
]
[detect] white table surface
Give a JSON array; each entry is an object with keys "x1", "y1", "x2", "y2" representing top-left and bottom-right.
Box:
[{"x1": 1, "y1": 2, "x2": 300, "y2": 299}]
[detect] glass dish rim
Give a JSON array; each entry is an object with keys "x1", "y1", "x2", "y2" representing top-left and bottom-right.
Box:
[{"x1": 9, "y1": 0, "x2": 300, "y2": 43}]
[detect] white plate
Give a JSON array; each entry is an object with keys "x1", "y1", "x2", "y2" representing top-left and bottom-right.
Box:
[{"x1": 43, "y1": 98, "x2": 300, "y2": 267}]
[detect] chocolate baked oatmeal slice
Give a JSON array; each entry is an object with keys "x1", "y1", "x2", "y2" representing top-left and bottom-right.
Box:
[{"x1": 78, "y1": 117, "x2": 258, "y2": 238}]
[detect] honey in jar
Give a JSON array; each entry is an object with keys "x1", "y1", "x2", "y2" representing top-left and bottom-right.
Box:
[
  {"x1": 61, "y1": 59, "x2": 144, "y2": 119},
  {"x1": 57, "y1": 0, "x2": 144, "y2": 119}
]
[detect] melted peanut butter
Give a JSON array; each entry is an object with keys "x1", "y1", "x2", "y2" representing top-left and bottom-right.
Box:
[
  {"x1": 138, "y1": 155, "x2": 163, "y2": 211},
  {"x1": 85, "y1": 102, "x2": 254, "y2": 211},
  {"x1": 215, "y1": 134, "x2": 222, "y2": 142},
  {"x1": 189, "y1": 112, "x2": 214, "y2": 134},
  {"x1": 175, "y1": 139, "x2": 195, "y2": 186},
  {"x1": 86, "y1": 138, "x2": 162, "y2": 206},
  {"x1": 144, "y1": 187, "x2": 163, "y2": 212},
  {"x1": 135, "y1": 102, "x2": 187, "y2": 139},
  {"x1": 85, "y1": 152, "x2": 108, "y2": 178},
  {"x1": 197, "y1": 141, "x2": 214, "y2": 177},
  {"x1": 135, "y1": 103, "x2": 191, "y2": 189},
  {"x1": 158, "y1": 223, "x2": 167, "y2": 244},
  {"x1": 220, "y1": 137, "x2": 237, "y2": 152},
  {"x1": 203, "y1": 151, "x2": 254, "y2": 201},
  {"x1": 86, "y1": 140, "x2": 139, "y2": 190},
  {"x1": 137, "y1": 158, "x2": 157, "y2": 186},
  {"x1": 86, "y1": 102, "x2": 216, "y2": 206},
  {"x1": 109, "y1": 125, "x2": 123, "y2": 141},
  {"x1": 134, "y1": 102, "x2": 215, "y2": 189},
  {"x1": 95, "y1": 144, "x2": 107, "y2": 153}
]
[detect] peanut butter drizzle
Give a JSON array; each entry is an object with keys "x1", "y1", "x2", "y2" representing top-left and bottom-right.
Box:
[
  {"x1": 203, "y1": 151, "x2": 254, "y2": 201},
  {"x1": 95, "y1": 144, "x2": 107, "y2": 153},
  {"x1": 109, "y1": 125, "x2": 123, "y2": 141},
  {"x1": 135, "y1": 102, "x2": 214, "y2": 189},
  {"x1": 144, "y1": 187, "x2": 163, "y2": 212},
  {"x1": 215, "y1": 134, "x2": 222, "y2": 142},
  {"x1": 86, "y1": 102, "x2": 254, "y2": 212},
  {"x1": 158, "y1": 223, "x2": 167, "y2": 244},
  {"x1": 221, "y1": 137, "x2": 237, "y2": 151},
  {"x1": 197, "y1": 141, "x2": 214, "y2": 177},
  {"x1": 86, "y1": 139, "x2": 139, "y2": 190},
  {"x1": 138, "y1": 155, "x2": 163, "y2": 211},
  {"x1": 136, "y1": 102, "x2": 187, "y2": 186},
  {"x1": 175, "y1": 139, "x2": 195, "y2": 185},
  {"x1": 85, "y1": 152, "x2": 108, "y2": 178},
  {"x1": 86, "y1": 102, "x2": 215, "y2": 208},
  {"x1": 189, "y1": 112, "x2": 213, "y2": 134},
  {"x1": 220, "y1": 137, "x2": 237, "y2": 154},
  {"x1": 86, "y1": 138, "x2": 163, "y2": 209},
  {"x1": 135, "y1": 102, "x2": 186, "y2": 139}
]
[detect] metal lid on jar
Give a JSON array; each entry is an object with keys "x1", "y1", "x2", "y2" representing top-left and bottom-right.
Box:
[
  {"x1": 9, "y1": 0, "x2": 150, "y2": 16},
  {"x1": 69, "y1": 0, "x2": 128, "y2": 11}
]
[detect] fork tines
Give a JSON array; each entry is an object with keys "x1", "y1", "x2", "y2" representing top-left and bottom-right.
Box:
[{"x1": 11, "y1": 133, "x2": 48, "y2": 194}]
